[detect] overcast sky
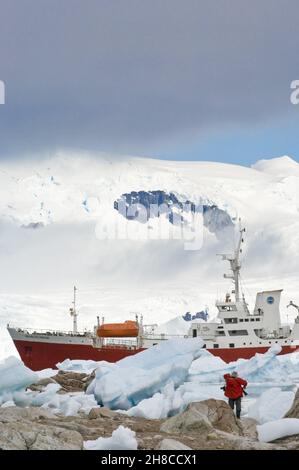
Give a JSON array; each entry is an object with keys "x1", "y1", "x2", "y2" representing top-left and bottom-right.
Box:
[{"x1": 1, "y1": 0, "x2": 299, "y2": 164}]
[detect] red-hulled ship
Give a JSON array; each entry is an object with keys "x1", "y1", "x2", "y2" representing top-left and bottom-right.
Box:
[{"x1": 7, "y1": 224, "x2": 299, "y2": 370}]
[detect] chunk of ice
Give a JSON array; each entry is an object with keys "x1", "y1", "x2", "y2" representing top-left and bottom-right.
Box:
[
  {"x1": 87, "y1": 338, "x2": 204, "y2": 410},
  {"x1": 257, "y1": 418, "x2": 299, "y2": 443},
  {"x1": 84, "y1": 425, "x2": 138, "y2": 450},
  {"x1": 0, "y1": 356, "x2": 37, "y2": 397},
  {"x1": 248, "y1": 388, "x2": 295, "y2": 424}
]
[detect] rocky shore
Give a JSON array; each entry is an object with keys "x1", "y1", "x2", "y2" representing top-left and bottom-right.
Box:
[{"x1": 1, "y1": 371, "x2": 299, "y2": 450}]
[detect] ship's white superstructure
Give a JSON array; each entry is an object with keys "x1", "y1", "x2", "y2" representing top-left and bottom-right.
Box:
[{"x1": 190, "y1": 224, "x2": 299, "y2": 355}]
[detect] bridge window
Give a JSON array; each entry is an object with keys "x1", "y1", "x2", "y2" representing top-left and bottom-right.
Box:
[
  {"x1": 213, "y1": 344, "x2": 219, "y2": 348},
  {"x1": 218, "y1": 331, "x2": 225, "y2": 336},
  {"x1": 239, "y1": 319, "x2": 244, "y2": 322},
  {"x1": 250, "y1": 318, "x2": 255, "y2": 322},
  {"x1": 229, "y1": 343, "x2": 235, "y2": 348},
  {"x1": 245, "y1": 319, "x2": 249, "y2": 322},
  {"x1": 192, "y1": 329, "x2": 197, "y2": 338},
  {"x1": 224, "y1": 318, "x2": 238, "y2": 324},
  {"x1": 228, "y1": 330, "x2": 248, "y2": 336},
  {"x1": 256, "y1": 318, "x2": 260, "y2": 322},
  {"x1": 221, "y1": 305, "x2": 237, "y2": 312}
]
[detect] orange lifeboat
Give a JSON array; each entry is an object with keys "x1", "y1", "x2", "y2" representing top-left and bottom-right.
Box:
[{"x1": 97, "y1": 320, "x2": 139, "y2": 338}]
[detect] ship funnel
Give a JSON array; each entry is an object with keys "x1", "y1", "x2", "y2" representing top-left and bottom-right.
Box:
[{"x1": 254, "y1": 290, "x2": 282, "y2": 332}]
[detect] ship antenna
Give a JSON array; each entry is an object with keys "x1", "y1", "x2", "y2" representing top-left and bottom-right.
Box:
[
  {"x1": 218, "y1": 219, "x2": 245, "y2": 303},
  {"x1": 69, "y1": 286, "x2": 78, "y2": 333}
]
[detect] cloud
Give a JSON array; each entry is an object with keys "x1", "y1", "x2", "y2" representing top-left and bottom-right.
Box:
[{"x1": 0, "y1": 0, "x2": 299, "y2": 157}]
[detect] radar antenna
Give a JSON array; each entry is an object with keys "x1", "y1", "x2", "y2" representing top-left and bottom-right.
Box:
[{"x1": 287, "y1": 301, "x2": 299, "y2": 314}]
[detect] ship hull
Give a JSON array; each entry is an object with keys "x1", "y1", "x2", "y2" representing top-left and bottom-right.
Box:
[
  {"x1": 12, "y1": 337, "x2": 298, "y2": 371},
  {"x1": 13, "y1": 339, "x2": 145, "y2": 370},
  {"x1": 209, "y1": 345, "x2": 298, "y2": 362}
]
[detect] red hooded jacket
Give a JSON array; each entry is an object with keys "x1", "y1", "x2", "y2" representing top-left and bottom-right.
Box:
[{"x1": 223, "y1": 374, "x2": 247, "y2": 399}]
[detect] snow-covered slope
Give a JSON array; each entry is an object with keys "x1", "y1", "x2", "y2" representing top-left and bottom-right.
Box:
[
  {"x1": 252, "y1": 156, "x2": 299, "y2": 177},
  {"x1": 0, "y1": 152, "x2": 299, "y2": 359}
]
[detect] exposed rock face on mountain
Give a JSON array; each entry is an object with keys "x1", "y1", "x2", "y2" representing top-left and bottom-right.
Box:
[{"x1": 114, "y1": 190, "x2": 233, "y2": 236}]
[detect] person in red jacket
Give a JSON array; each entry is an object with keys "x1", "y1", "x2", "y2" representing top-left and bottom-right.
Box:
[{"x1": 223, "y1": 371, "x2": 247, "y2": 419}]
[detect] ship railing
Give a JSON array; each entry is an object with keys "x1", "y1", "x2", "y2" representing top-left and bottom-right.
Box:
[
  {"x1": 9, "y1": 326, "x2": 93, "y2": 338},
  {"x1": 142, "y1": 333, "x2": 188, "y2": 340},
  {"x1": 101, "y1": 338, "x2": 139, "y2": 349},
  {"x1": 102, "y1": 338, "x2": 137, "y2": 346},
  {"x1": 95, "y1": 333, "x2": 188, "y2": 349}
]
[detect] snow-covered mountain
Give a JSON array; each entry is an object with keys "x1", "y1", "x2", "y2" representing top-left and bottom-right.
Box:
[
  {"x1": 0, "y1": 152, "x2": 299, "y2": 359},
  {"x1": 0, "y1": 152, "x2": 298, "y2": 232}
]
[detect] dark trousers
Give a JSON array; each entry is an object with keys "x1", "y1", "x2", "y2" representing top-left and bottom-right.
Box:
[{"x1": 228, "y1": 397, "x2": 241, "y2": 418}]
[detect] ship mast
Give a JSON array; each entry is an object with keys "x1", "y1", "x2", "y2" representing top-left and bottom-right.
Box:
[
  {"x1": 69, "y1": 286, "x2": 78, "y2": 333},
  {"x1": 219, "y1": 221, "x2": 245, "y2": 303}
]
